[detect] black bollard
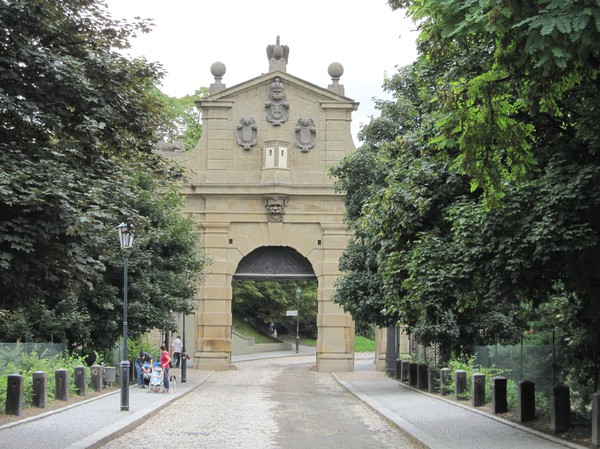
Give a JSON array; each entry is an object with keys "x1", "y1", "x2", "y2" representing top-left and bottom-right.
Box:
[
  {"x1": 91, "y1": 365, "x2": 103, "y2": 392},
  {"x1": 551, "y1": 384, "x2": 571, "y2": 433},
  {"x1": 518, "y1": 380, "x2": 536, "y2": 422},
  {"x1": 55, "y1": 369, "x2": 69, "y2": 401},
  {"x1": 394, "y1": 359, "x2": 402, "y2": 380},
  {"x1": 440, "y1": 368, "x2": 451, "y2": 396},
  {"x1": 32, "y1": 371, "x2": 48, "y2": 408},
  {"x1": 472, "y1": 373, "x2": 486, "y2": 407},
  {"x1": 428, "y1": 366, "x2": 439, "y2": 393},
  {"x1": 417, "y1": 364, "x2": 428, "y2": 390},
  {"x1": 492, "y1": 376, "x2": 507, "y2": 413},
  {"x1": 409, "y1": 362, "x2": 418, "y2": 387},
  {"x1": 400, "y1": 360, "x2": 410, "y2": 383},
  {"x1": 6, "y1": 374, "x2": 24, "y2": 416},
  {"x1": 455, "y1": 370, "x2": 467, "y2": 400},
  {"x1": 74, "y1": 366, "x2": 87, "y2": 396}
]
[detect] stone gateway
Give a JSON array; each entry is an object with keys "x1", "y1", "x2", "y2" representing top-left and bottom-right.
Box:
[{"x1": 162, "y1": 37, "x2": 359, "y2": 372}]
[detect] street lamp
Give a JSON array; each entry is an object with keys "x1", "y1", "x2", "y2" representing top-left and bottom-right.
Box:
[
  {"x1": 181, "y1": 269, "x2": 190, "y2": 383},
  {"x1": 116, "y1": 222, "x2": 134, "y2": 411},
  {"x1": 295, "y1": 287, "x2": 301, "y2": 354}
]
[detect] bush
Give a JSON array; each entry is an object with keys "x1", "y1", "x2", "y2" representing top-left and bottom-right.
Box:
[
  {"x1": 0, "y1": 345, "x2": 90, "y2": 414},
  {"x1": 446, "y1": 353, "x2": 517, "y2": 405}
]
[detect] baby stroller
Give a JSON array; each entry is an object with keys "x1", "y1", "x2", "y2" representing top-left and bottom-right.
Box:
[{"x1": 147, "y1": 363, "x2": 165, "y2": 393}]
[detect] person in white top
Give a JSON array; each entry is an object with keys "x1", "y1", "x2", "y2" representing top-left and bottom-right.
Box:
[{"x1": 171, "y1": 336, "x2": 183, "y2": 368}]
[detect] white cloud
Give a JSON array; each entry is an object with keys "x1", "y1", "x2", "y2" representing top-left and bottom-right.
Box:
[{"x1": 104, "y1": 0, "x2": 419, "y2": 143}]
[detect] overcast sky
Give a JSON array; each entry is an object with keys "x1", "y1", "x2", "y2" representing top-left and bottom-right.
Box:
[{"x1": 104, "y1": 0, "x2": 419, "y2": 143}]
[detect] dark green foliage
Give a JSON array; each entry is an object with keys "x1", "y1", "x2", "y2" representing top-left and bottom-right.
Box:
[
  {"x1": 331, "y1": 0, "x2": 600, "y2": 390},
  {"x1": 0, "y1": 1, "x2": 208, "y2": 355},
  {"x1": 232, "y1": 280, "x2": 317, "y2": 338}
]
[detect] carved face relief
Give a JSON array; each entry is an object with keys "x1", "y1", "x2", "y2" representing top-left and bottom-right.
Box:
[
  {"x1": 236, "y1": 117, "x2": 258, "y2": 150},
  {"x1": 264, "y1": 196, "x2": 288, "y2": 222},
  {"x1": 294, "y1": 118, "x2": 316, "y2": 152}
]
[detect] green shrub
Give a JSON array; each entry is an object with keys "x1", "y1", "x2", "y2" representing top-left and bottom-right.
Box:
[
  {"x1": 446, "y1": 353, "x2": 517, "y2": 404},
  {"x1": 0, "y1": 346, "x2": 90, "y2": 415}
]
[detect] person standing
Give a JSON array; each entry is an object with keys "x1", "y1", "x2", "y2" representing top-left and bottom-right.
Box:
[
  {"x1": 159, "y1": 343, "x2": 171, "y2": 391},
  {"x1": 135, "y1": 351, "x2": 153, "y2": 388},
  {"x1": 171, "y1": 335, "x2": 183, "y2": 368}
]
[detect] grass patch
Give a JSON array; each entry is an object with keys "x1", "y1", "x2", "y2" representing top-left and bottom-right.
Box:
[
  {"x1": 295, "y1": 336, "x2": 374, "y2": 352},
  {"x1": 232, "y1": 316, "x2": 280, "y2": 344},
  {"x1": 232, "y1": 316, "x2": 375, "y2": 352}
]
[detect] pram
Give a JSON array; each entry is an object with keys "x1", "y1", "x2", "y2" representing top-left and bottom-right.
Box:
[{"x1": 147, "y1": 363, "x2": 165, "y2": 393}]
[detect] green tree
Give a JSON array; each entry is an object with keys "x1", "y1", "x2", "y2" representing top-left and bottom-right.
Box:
[
  {"x1": 232, "y1": 280, "x2": 317, "y2": 338},
  {"x1": 154, "y1": 87, "x2": 206, "y2": 151},
  {"x1": 0, "y1": 0, "x2": 209, "y2": 356},
  {"x1": 332, "y1": 0, "x2": 600, "y2": 379}
]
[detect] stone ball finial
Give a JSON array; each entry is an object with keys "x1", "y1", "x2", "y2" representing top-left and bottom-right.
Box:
[
  {"x1": 209, "y1": 61, "x2": 226, "y2": 94},
  {"x1": 210, "y1": 61, "x2": 226, "y2": 78},
  {"x1": 328, "y1": 62, "x2": 344, "y2": 79}
]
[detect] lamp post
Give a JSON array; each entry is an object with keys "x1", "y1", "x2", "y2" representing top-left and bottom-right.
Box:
[
  {"x1": 295, "y1": 287, "x2": 301, "y2": 354},
  {"x1": 116, "y1": 222, "x2": 134, "y2": 412},
  {"x1": 181, "y1": 269, "x2": 190, "y2": 383}
]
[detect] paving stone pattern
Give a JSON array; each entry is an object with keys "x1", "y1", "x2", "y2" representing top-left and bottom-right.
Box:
[{"x1": 99, "y1": 356, "x2": 419, "y2": 449}]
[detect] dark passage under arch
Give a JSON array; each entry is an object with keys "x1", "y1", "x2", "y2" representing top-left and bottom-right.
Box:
[{"x1": 233, "y1": 246, "x2": 317, "y2": 281}]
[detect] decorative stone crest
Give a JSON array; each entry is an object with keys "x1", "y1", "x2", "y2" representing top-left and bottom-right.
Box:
[
  {"x1": 264, "y1": 196, "x2": 288, "y2": 222},
  {"x1": 265, "y1": 77, "x2": 289, "y2": 126},
  {"x1": 236, "y1": 117, "x2": 258, "y2": 150},
  {"x1": 294, "y1": 118, "x2": 317, "y2": 152}
]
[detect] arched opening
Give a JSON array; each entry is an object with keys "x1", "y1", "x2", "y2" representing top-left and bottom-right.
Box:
[{"x1": 231, "y1": 246, "x2": 318, "y2": 357}]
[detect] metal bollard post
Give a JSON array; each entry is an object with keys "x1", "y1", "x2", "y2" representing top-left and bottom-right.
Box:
[
  {"x1": 32, "y1": 371, "x2": 48, "y2": 408},
  {"x1": 6, "y1": 374, "x2": 24, "y2": 416},
  {"x1": 455, "y1": 370, "x2": 467, "y2": 400},
  {"x1": 55, "y1": 369, "x2": 69, "y2": 402},
  {"x1": 181, "y1": 351, "x2": 187, "y2": 383},
  {"x1": 74, "y1": 366, "x2": 87, "y2": 396},
  {"x1": 492, "y1": 376, "x2": 507, "y2": 413},
  {"x1": 518, "y1": 380, "x2": 536, "y2": 422},
  {"x1": 91, "y1": 365, "x2": 103, "y2": 392},
  {"x1": 472, "y1": 373, "x2": 486, "y2": 407}
]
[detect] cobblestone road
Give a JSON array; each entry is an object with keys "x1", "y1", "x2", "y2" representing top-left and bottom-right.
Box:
[{"x1": 100, "y1": 355, "x2": 420, "y2": 449}]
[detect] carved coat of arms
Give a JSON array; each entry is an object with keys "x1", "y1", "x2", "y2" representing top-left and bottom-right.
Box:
[
  {"x1": 265, "y1": 77, "x2": 289, "y2": 126},
  {"x1": 236, "y1": 117, "x2": 258, "y2": 150},
  {"x1": 294, "y1": 118, "x2": 316, "y2": 152}
]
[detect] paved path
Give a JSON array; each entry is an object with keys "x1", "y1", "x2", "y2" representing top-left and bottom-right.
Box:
[
  {"x1": 99, "y1": 355, "x2": 418, "y2": 449},
  {"x1": 0, "y1": 349, "x2": 591, "y2": 449}
]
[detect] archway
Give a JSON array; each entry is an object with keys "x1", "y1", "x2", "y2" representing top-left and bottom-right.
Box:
[
  {"x1": 231, "y1": 247, "x2": 318, "y2": 357},
  {"x1": 161, "y1": 38, "x2": 358, "y2": 372}
]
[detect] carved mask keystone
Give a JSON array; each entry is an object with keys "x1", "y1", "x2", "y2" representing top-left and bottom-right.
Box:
[{"x1": 264, "y1": 196, "x2": 288, "y2": 222}]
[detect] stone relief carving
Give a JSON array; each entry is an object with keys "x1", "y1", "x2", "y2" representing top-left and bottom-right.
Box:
[
  {"x1": 294, "y1": 118, "x2": 317, "y2": 152},
  {"x1": 236, "y1": 117, "x2": 258, "y2": 150},
  {"x1": 265, "y1": 77, "x2": 289, "y2": 126},
  {"x1": 264, "y1": 196, "x2": 288, "y2": 222}
]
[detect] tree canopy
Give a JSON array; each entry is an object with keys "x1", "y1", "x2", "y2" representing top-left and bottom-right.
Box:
[
  {"x1": 332, "y1": 0, "x2": 600, "y2": 387},
  {"x1": 0, "y1": 0, "x2": 208, "y2": 355}
]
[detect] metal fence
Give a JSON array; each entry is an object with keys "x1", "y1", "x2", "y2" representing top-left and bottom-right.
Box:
[
  {"x1": 0, "y1": 342, "x2": 66, "y2": 361},
  {"x1": 473, "y1": 342, "x2": 567, "y2": 396}
]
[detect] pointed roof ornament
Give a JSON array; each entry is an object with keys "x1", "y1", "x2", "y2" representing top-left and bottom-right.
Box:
[{"x1": 266, "y1": 36, "x2": 289, "y2": 72}]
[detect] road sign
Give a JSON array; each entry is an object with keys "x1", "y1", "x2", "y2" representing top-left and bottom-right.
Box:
[{"x1": 286, "y1": 310, "x2": 298, "y2": 317}]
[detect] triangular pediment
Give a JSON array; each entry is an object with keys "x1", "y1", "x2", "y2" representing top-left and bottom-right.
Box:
[{"x1": 199, "y1": 70, "x2": 355, "y2": 104}]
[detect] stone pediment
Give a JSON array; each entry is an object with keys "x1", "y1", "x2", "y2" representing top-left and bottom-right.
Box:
[{"x1": 197, "y1": 70, "x2": 356, "y2": 105}]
